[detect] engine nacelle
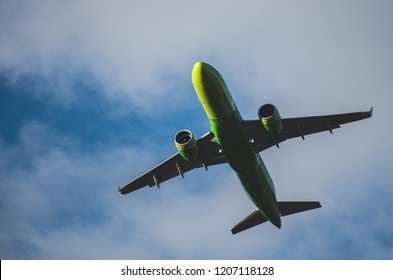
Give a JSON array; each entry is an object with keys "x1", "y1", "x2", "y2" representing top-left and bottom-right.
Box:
[
  {"x1": 258, "y1": 104, "x2": 283, "y2": 135},
  {"x1": 175, "y1": 130, "x2": 198, "y2": 161}
]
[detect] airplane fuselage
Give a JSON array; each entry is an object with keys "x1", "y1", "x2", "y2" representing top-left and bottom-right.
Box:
[{"x1": 192, "y1": 62, "x2": 282, "y2": 228}]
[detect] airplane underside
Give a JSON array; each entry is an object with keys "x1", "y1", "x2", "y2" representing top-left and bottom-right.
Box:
[
  {"x1": 210, "y1": 104, "x2": 320, "y2": 234},
  {"x1": 118, "y1": 61, "x2": 372, "y2": 234}
]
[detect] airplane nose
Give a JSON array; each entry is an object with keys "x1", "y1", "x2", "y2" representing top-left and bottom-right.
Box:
[
  {"x1": 192, "y1": 62, "x2": 236, "y2": 120},
  {"x1": 192, "y1": 61, "x2": 204, "y2": 74},
  {"x1": 192, "y1": 62, "x2": 216, "y2": 84}
]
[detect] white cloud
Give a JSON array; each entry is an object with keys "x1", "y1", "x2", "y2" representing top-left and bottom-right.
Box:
[
  {"x1": 1, "y1": 112, "x2": 392, "y2": 259},
  {"x1": 1, "y1": 1, "x2": 391, "y2": 113},
  {"x1": 1, "y1": 0, "x2": 262, "y2": 110},
  {"x1": 1, "y1": 0, "x2": 392, "y2": 259}
]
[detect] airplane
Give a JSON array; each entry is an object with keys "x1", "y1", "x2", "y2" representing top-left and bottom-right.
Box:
[{"x1": 118, "y1": 62, "x2": 372, "y2": 234}]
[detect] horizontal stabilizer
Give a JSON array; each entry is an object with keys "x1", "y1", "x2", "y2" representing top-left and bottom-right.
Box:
[
  {"x1": 278, "y1": 201, "x2": 321, "y2": 217},
  {"x1": 231, "y1": 201, "x2": 321, "y2": 235},
  {"x1": 231, "y1": 209, "x2": 268, "y2": 235}
]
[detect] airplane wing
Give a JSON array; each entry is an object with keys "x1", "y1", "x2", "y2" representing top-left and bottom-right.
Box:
[
  {"x1": 244, "y1": 108, "x2": 373, "y2": 153},
  {"x1": 118, "y1": 131, "x2": 226, "y2": 194}
]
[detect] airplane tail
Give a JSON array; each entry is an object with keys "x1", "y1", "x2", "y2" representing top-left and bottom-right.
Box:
[{"x1": 231, "y1": 201, "x2": 321, "y2": 235}]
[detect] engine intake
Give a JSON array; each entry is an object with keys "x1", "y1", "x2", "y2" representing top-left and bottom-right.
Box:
[
  {"x1": 175, "y1": 130, "x2": 198, "y2": 161},
  {"x1": 258, "y1": 104, "x2": 283, "y2": 135}
]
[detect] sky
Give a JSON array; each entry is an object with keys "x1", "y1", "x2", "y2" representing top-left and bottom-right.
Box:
[{"x1": 0, "y1": 0, "x2": 392, "y2": 259}]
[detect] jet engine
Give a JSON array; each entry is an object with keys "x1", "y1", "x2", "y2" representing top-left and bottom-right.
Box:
[
  {"x1": 258, "y1": 104, "x2": 283, "y2": 135},
  {"x1": 175, "y1": 130, "x2": 198, "y2": 161}
]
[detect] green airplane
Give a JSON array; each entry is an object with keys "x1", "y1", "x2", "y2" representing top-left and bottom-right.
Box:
[{"x1": 119, "y1": 62, "x2": 372, "y2": 234}]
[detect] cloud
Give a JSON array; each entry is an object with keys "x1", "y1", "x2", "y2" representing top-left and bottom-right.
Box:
[
  {"x1": 0, "y1": 0, "x2": 261, "y2": 111},
  {"x1": 1, "y1": 1, "x2": 391, "y2": 113},
  {"x1": 1, "y1": 119, "x2": 392, "y2": 260},
  {"x1": 0, "y1": 0, "x2": 393, "y2": 259}
]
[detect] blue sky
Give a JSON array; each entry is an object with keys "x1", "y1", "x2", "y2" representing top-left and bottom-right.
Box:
[{"x1": 1, "y1": 0, "x2": 392, "y2": 259}]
